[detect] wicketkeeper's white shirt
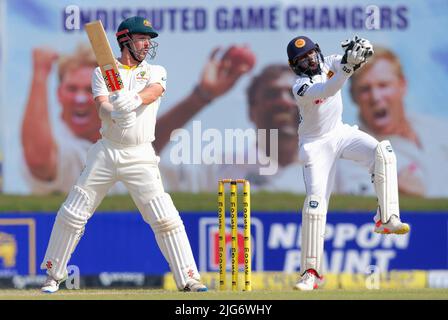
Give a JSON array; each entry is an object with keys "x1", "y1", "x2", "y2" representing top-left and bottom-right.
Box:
[{"x1": 292, "y1": 55, "x2": 351, "y2": 141}]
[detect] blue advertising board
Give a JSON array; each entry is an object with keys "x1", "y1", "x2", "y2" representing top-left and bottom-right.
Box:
[{"x1": 0, "y1": 212, "x2": 447, "y2": 276}]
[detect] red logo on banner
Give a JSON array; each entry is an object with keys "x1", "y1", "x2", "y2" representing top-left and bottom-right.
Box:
[
  {"x1": 199, "y1": 217, "x2": 263, "y2": 272},
  {"x1": 211, "y1": 229, "x2": 245, "y2": 268}
]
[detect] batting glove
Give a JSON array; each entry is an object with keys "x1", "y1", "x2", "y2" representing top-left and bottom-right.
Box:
[
  {"x1": 111, "y1": 110, "x2": 137, "y2": 129},
  {"x1": 110, "y1": 90, "x2": 142, "y2": 113}
]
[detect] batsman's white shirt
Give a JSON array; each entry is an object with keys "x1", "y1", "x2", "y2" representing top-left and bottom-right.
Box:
[{"x1": 92, "y1": 60, "x2": 167, "y2": 147}]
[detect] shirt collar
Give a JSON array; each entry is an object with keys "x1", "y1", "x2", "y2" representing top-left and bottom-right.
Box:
[{"x1": 116, "y1": 59, "x2": 148, "y2": 70}]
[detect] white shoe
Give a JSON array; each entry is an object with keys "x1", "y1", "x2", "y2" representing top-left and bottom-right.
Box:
[
  {"x1": 294, "y1": 269, "x2": 323, "y2": 291},
  {"x1": 41, "y1": 275, "x2": 62, "y2": 293},
  {"x1": 183, "y1": 279, "x2": 208, "y2": 292},
  {"x1": 374, "y1": 215, "x2": 410, "y2": 234}
]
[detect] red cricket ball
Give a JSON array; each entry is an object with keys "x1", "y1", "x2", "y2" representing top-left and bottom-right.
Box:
[{"x1": 222, "y1": 45, "x2": 256, "y2": 71}]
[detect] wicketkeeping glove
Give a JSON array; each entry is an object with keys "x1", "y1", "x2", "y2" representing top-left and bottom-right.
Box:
[
  {"x1": 341, "y1": 35, "x2": 372, "y2": 73},
  {"x1": 355, "y1": 37, "x2": 374, "y2": 59},
  {"x1": 341, "y1": 35, "x2": 374, "y2": 64}
]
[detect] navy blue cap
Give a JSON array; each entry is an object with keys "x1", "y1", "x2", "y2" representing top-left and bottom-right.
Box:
[{"x1": 287, "y1": 36, "x2": 317, "y2": 63}]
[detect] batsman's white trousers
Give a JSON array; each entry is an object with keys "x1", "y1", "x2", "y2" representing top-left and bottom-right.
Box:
[
  {"x1": 298, "y1": 123, "x2": 378, "y2": 275},
  {"x1": 41, "y1": 138, "x2": 201, "y2": 289}
]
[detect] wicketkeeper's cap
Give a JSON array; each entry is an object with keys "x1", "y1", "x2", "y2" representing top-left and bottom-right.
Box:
[
  {"x1": 287, "y1": 36, "x2": 318, "y2": 63},
  {"x1": 116, "y1": 16, "x2": 158, "y2": 43}
]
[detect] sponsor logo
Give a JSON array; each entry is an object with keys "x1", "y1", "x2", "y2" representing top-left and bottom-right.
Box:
[
  {"x1": 12, "y1": 275, "x2": 48, "y2": 289},
  {"x1": 342, "y1": 65, "x2": 352, "y2": 74},
  {"x1": 295, "y1": 39, "x2": 306, "y2": 48},
  {"x1": 309, "y1": 201, "x2": 319, "y2": 208},
  {"x1": 428, "y1": 271, "x2": 448, "y2": 288},
  {"x1": 0, "y1": 232, "x2": 17, "y2": 268},
  {"x1": 296, "y1": 83, "x2": 309, "y2": 96},
  {"x1": 46, "y1": 260, "x2": 53, "y2": 270},
  {"x1": 267, "y1": 222, "x2": 410, "y2": 273},
  {"x1": 386, "y1": 145, "x2": 393, "y2": 152},
  {"x1": 199, "y1": 217, "x2": 264, "y2": 272},
  {"x1": 99, "y1": 272, "x2": 145, "y2": 287},
  {"x1": 0, "y1": 219, "x2": 36, "y2": 275}
]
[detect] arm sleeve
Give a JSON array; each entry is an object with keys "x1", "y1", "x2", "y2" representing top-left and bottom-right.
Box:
[
  {"x1": 293, "y1": 70, "x2": 350, "y2": 101},
  {"x1": 292, "y1": 54, "x2": 352, "y2": 101},
  {"x1": 92, "y1": 67, "x2": 110, "y2": 99},
  {"x1": 148, "y1": 65, "x2": 167, "y2": 95}
]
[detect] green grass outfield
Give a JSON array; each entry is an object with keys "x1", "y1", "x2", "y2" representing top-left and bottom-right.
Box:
[
  {"x1": 0, "y1": 288, "x2": 447, "y2": 300},
  {"x1": 1, "y1": 192, "x2": 448, "y2": 212}
]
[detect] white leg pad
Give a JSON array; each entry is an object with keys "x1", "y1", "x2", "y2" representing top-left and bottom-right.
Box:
[
  {"x1": 373, "y1": 140, "x2": 400, "y2": 223},
  {"x1": 143, "y1": 193, "x2": 200, "y2": 290},
  {"x1": 41, "y1": 186, "x2": 93, "y2": 280},
  {"x1": 301, "y1": 195, "x2": 327, "y2": 276}
]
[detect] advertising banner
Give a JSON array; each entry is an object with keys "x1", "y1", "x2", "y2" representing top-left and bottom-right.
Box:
[
  {"x1": 1, "y1": 211, "x2": 447, "y2": 278},
  {"x1": 1, "y1": 0, "x2": 448, "y2": 197}
]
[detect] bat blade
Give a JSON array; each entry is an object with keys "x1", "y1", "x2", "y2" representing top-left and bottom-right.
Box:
[{"x1": 85, "y1": 20, "x2": 123, "y2": 92}]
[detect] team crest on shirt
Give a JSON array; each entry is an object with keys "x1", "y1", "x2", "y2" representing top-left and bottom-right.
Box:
[
  {"x1": 136, "y1": 70, "x2": 149, "y2": 81},
  {"x1": 327, "y1": 71, "x2": 334, "y2": 79}
]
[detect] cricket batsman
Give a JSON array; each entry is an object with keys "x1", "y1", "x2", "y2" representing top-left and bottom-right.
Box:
[
  {"x1": 40, "y1": 16, "x2": 207, "y2": 293},
  {"x1": 287, "y1": 35, "x2": 410, "y2": 291}
]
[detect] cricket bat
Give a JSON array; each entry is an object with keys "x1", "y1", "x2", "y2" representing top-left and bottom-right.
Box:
[{"x1": 85, "y1": 20, "x2": 124, "y2": 92}]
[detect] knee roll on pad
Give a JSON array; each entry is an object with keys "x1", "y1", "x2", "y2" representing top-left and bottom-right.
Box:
[
  {"x1": 142, "y1": 193, "x2": 183, "y2": 231},
  {"x1": 373, "y1": 140, "x2": 400, "y2": 223},
  {"x1": 301, "y1": 195, "x2": 327, "y2": 276}
]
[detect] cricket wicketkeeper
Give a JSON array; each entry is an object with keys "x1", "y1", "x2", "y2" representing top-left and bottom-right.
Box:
[{"x1": 287, "y1": 35, "x2": 410, "y2": 291}]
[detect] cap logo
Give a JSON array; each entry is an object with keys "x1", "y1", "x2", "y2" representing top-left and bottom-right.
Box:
[
  {"x1": 295, "y1": 39, "x2": 306, "y2": 48},
  {"x1": 143, "y1": 19, "x2": 152, "y2": 27}
]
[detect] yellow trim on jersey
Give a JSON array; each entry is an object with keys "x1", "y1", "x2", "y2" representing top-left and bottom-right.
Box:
[{"x1": 120, "y1": 64, "x2": 137, "y2": 70}]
